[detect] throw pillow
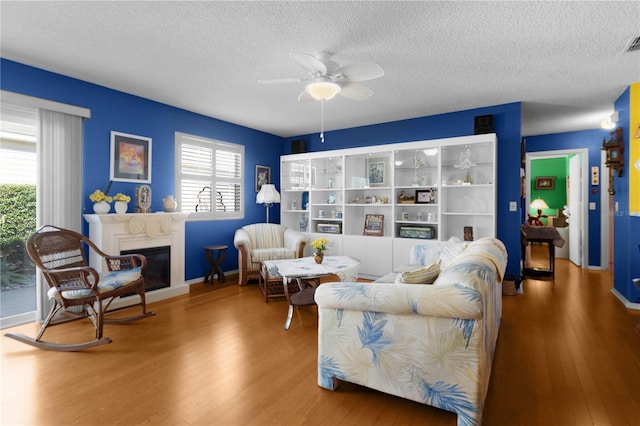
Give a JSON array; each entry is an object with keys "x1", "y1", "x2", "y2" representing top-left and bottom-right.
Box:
[
  {"x1": 439, "y1": 237, "x2": 469, "y2": 268},
  {"x1": 395, "y1": 261, "x2": 441, "y2": 284}
]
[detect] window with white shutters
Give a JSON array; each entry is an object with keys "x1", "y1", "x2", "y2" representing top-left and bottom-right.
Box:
[{"x1": 175, "y1": 132, "x2": 244, "y2": 220}]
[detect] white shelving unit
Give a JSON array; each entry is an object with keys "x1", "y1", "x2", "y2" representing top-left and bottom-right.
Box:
[{"x1": 280, "y1": 134, "x2": 497, "y2": 278}]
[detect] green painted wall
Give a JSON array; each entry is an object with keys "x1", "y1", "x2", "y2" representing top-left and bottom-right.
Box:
[{"x1": 530, "y1": 157, "x2": 568, "y2": 223}]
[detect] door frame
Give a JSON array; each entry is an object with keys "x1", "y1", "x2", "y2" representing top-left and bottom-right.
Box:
[{"x1": 526, "y1": 148, "x2": 590, "y2": 269}]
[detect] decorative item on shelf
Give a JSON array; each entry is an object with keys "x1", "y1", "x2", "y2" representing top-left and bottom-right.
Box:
[
  {"x1": 398, "y1": 190, "x2": 415, "y2": 203},
  {"x1": 299, "y1": 213, "x2": 308, "y2": 232},
  {"x1": 163, "y1": 195, "x2": 177, "y2": 212},
  {"x1": 602, "y1": 127, "x2": 624, "y2": 195},
  {"x1": 311, "y1": 237, "x2": 330, "y2": 264},
  {"x1": 363, "y1": 214, "x2": 384, "y2": 236},
  {"x1": 301, "y1": 191, "x2": 309, "y2": 210},
  {"x1": 113, "y1": 193, "x2": 131, "y2": 214},
  {"x1": 256, "y1": 183, "x2": 280, "y2": 223},
  {"x1": 317, "y1": 223, "x2": 342, "y2": 234},
  {"x1": 89, "y1": 189, "x2": 113, "y2": 214},
  {"x1": 327, "y1": 192, "x2": 337, "y2": 204},
  {"x1": 135, "y1": 184, "x2": 152, "y2": 213},
  {"x1": 454, "y1": 147, "x2": 476, "y2": 184},
  {"x1": 399, "y1": 226, "x2": 435, "y2": 239},
  {"x1": 464, "y1": 226, "x2": 474, "y2": 241}
]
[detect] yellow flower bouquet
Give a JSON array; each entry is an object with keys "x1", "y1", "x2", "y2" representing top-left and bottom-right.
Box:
[
  {"x1": 89, "y1": 189, "x2": 113, "y2": 203},
  {"x1": 311, "y1": 237, "x2": 330, "y2": 253},
  {"x1": 113, "y1": 193, "x2": 131, "y2": 203}
]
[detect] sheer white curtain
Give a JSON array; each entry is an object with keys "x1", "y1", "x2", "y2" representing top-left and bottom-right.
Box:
[{"x1": 36, "y1": 109, "x2": 83, "y2": 321}]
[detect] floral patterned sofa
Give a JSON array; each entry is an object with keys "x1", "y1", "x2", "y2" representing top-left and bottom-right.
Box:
[{"x1": 315, "y1": 238, "x2": 507, "y2": 426}]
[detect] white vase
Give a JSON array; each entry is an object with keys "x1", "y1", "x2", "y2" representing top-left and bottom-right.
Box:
[
  {"x1": 114, "y1": 201, "x2": 128, "y2": 214},
  {"x1": 163, "y1": 195, "x2": 177, "y2": 212},
  {"x1": 93, "y1": 201, "x2": 111, "y2": 214}
]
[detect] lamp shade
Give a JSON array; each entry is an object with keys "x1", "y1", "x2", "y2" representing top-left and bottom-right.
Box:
[
  {"x1": 530, "y1": 198, "x2": 549, "y2": 210},
  {"x1": 306, "y1": 79, "x2": 341, "y2": 101},
  {"x1": 256, "y1": 184, "x2": 280, "y2": 204}
]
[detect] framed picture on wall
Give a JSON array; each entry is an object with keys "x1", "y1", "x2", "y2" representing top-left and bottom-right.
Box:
[
  {"x1": 255, "y1": 165, "x2": 271, "y2": 192},
  {"x1": 535, "y1": 176, "x2": 555, "y2": 190},
  {"x1": 110, "y1": 131, "x2": 152, "y2": 183}
]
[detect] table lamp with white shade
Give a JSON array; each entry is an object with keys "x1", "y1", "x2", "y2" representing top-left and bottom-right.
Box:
[
  {"x1": 256, "y1": 184, "x2": 280, "y2": 223},
  {"x1": 527, "y1": 198, "x2": 549, "y2": 226}
]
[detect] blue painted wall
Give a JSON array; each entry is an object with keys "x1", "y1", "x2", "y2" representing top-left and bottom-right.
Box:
[
  {"x1": 1, "y1": 58, "x2": 282, "y2": 280},
  {"x1": 612, "y1": 87, "x2": 640, "y2": 304},
  {"x1": 525, "y1": 129, "x2": 609, "y2": 267},
  {"x1": 1, "y1": 58, "x2": 524, "y2": 282},
  {"x1": 283, "y1": 104, "x2": 524, "y2": 280}
]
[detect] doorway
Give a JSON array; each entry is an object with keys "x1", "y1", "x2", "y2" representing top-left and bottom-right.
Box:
[{"x1": 526, "y1": 149, "x2": 589, "y2": 268}]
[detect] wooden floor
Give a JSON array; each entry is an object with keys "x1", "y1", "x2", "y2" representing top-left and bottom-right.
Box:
[{"x1": 2, "y1": 254, "x2": 640, "y2": 425}]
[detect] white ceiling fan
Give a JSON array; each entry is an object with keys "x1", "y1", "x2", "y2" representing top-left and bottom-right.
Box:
[{"x1": 259, "y1": 51, "x2": 384, "y2": 102}]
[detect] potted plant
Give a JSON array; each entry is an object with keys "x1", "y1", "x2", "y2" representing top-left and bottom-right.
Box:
[
  {"x1": 89, "y1": 190, "x2": 112, "y2": 214},
  {"x1": 113, "y1": 193, "x2": 131, "y2": 214},
  {"x1": 311, "y1": 237, "x2": 330, "y2": 264}
]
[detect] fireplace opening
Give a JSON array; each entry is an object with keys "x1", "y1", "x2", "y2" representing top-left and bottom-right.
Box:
[{"x1": 121, "y1": 245, "x2": 171, "y2": 292}]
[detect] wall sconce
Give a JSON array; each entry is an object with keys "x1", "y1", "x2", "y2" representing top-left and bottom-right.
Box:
[
  {"x1": 635, "y1": 123, "x2": 640, "y2": 139},
  {"x1": 602, "y1": 127, "x2": 624, "y2": 195}
]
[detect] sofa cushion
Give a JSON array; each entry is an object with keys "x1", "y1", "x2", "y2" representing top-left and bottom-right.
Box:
[
  {"x1": 394, "y1": 261, "x2": 441, "y2": 284},
  {"x1": 251, "y1": 248, "x2": 296, "y2": 263},
  {"x1": 47, "y1": 267, "x2": 142, "y2": 300}
]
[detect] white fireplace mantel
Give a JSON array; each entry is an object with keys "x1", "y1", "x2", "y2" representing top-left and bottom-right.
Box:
[{"x1": 84, "y1": 212, "x2": 190, "y2": 305}]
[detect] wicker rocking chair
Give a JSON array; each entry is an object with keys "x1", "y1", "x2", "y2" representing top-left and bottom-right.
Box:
[{"x1": 4, "y1": 225, "x2": 155, "y2": 351}]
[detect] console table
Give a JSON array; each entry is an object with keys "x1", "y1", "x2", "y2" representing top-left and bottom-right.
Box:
[{"x1": 521, "y1": 225, "x2": 565, "y2": 279}]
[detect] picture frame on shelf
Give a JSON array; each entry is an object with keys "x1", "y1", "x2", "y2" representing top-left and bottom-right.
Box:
[
  {"x1": 110, "y1": 131, "x2": 152, "y2": 183},
  {"x1": 366, "y1": 158, "x2": 387, "y2": 187},
  {"x1": 255, "y1": 164, "x2": 271, "y2": 192},
  {"x1": 363, "y1": 214, "x2": 384, "y2": 236},
  {"x1": 415, "y1": 189, "x2": 431, "y2": 204},
  {"x1": 535, "y1": 176, "x2": 555, "y2": 190}
]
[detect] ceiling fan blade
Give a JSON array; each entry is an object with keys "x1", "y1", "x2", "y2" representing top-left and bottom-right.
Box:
[
  {"x1": 297, "y1": 90, "x2": 315, "y2": 103},
  {"x1": 290, "y1": 52, "x2": 328, "y2": 75},
  {"x1": 258, "y1": 77, "x2": 303, "y2": 85},
  {"x1": 339, "y1": 82, "x2": 374, "y2": 101},
  {"x1": 333, "y1": 63, "x2": 384, "y2": 82}
]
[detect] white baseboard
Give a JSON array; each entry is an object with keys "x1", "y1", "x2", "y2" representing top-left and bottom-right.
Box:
[{"x1": 610, "y1": 287, "x2": 640, "y2": 311}]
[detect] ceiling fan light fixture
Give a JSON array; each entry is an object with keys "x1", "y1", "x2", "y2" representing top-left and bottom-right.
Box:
[{"x1": 306, "y1": 80, "x2": 341, "y2": 101}]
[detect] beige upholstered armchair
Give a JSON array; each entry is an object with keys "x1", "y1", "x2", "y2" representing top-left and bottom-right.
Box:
[{"x1": 233, "y1": 223, "x2": 307, "y2": 286}]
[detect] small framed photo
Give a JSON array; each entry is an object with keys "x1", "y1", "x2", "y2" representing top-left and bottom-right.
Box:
[
  {"x1": 110, "y1": 131, "x2": 152, "y2": 183},
  {"x1": 415, "y1": 190, "x2": 431, "y2": 204},
  {"x1": 363, "y1": 214, "x2": 384, "y2": 236},
  {"x1": 255, "y1": 165, "x2": 271, "y2": 192},
  {"x1": 535, "y1": 176, "x2": 555, "y2": 190},
  {"x1": 366, "y1": 158, "x2": 388, "y2": 187}
]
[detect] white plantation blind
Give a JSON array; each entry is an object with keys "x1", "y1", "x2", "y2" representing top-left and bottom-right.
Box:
[{"x1": 175, "y1": 132, "x2": 244, "y2": 220}]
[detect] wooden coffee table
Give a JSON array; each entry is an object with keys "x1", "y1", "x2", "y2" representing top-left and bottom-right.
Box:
[{"x1": 261, "y1": 256, "x2": 360, "y2": 330}]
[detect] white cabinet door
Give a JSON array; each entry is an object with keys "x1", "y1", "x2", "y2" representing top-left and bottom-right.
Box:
[{"x1": 343, "y1": 235, "x2": 393, "y2": 278}]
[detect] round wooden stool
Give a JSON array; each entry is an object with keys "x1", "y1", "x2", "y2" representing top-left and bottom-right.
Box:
[{"x1": 204, "y1": 245, "x2": 228, "y2": 284}]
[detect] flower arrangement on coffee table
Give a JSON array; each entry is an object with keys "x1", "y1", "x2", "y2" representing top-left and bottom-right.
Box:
[{"x1": 311, "y1": 237, "x2": 330, "y2": 264}]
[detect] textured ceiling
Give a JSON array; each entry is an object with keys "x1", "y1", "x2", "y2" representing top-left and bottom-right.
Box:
[{"x1": 1, "y1": 1, "x2": 639, "y2": 138}]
